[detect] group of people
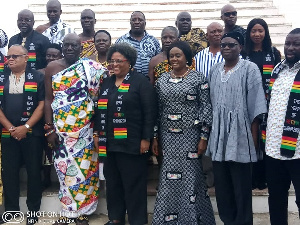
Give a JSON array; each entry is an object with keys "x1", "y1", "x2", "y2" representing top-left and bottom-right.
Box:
[{"x1": 0, "y1": 0, "x2": 299, "y2": 225}]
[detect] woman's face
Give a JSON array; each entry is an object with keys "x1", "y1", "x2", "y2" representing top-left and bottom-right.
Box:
[
  {"x1": 109, "y1": 52, "x2": 131, "y2": 77},
  {"x1": 169, "y1": 47, "x2": 187, "y2": 71},
  {"x1": 250, "y1": 24, "x2": 265, "y2": 45},
  {"x1": 94, "y1": 32, "x2": 111, "y2": 54}
]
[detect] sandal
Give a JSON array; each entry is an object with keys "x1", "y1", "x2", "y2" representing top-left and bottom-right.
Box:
[{"x1": 75, "y1": 215, "x2": 89, "y2": 225}]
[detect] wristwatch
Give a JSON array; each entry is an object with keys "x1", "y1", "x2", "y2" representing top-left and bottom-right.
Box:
[{"x1": 24, "y1": 123, "x2": 30, "y2": 129}]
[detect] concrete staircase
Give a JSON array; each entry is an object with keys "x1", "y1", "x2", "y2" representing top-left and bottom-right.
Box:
[
  {"x1": 27, "y1": 0, "x2": 292, "y2": 54},
  {"x1": 1, "y1": 162, "x2": 297, "y2": 216}
]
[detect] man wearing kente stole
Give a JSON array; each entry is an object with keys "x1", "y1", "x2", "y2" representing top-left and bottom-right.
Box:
[
  {"x1": 9, "y1": 9, "x2": 50, "y2": 70},
  {"x1": 265, "y1": 28, "x2": 300, "y2": 224},
  {"x1": 44, "y1": 33, "x2": 107, "y2": 225},
  {"x1": 0, "y1": 45, "x2": 45, "y2": 225}
]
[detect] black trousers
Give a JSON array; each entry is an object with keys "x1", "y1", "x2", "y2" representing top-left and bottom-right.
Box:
[
  {"x1": 213, "y1": 161, "x2": 253, "y2": 225},
  {"x1": 1, "y1": 135, "x2": 43, "y2": 211},
  {"x1": 104, "y1": 152, "x2": 148, "y2": 225},
  {"x1": 266, "y1": 156, "x2": 300, "y2": 225}
]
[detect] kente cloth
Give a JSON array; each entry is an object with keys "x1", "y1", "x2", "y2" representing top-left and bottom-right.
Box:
[
  {"x1": 268, "y1": 61, "x2": 300, "y2": 158},
  {"x1": 243, "y1": 47, "x2": 281, "y2": 159},
  {"x1": 152, "y1": 70, "x2": 215, "y2": 225},
  {"x1": 179, "y1": 28, "x2": 208, "y2": 56},
  {"x1": 80, "y1": 40, "x2": 97, "y2": 58},
  {"x1": 97, "y1": 73, "x2": 131, "y2": 157},
  {"x1": 153, "y1": 59, "x2": 195, "y2": 82},
  {"x1": 206, "y1": 59, "x2": 267, "y2": 163},
  {"x1": 43, "y1": 19, "x2": 74, "y2": 45},
  {"x1": 51, "y1": 58, "x2": 107, "y2": 217}
]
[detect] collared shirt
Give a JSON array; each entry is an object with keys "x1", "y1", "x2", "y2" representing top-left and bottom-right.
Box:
[
  {"x1": 194, "y1": 47, "x2": 223, "y2": 77},
  {"x1": 266, "y1": 60, "x2": 300, "y2": 160},
  {"x1": 116, "y1": 31, "x2": 161, "y2": 77},
  {"x1": 9, "y1": 31, "x2": 51, "y2": 70},
  {"x1": 179, "y1": 28, "x2": 208, "y2": 56}
]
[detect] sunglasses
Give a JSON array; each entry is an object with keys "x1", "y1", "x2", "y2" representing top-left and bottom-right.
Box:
[
  {"x1": 6, "y1": 54, "x2": 26, "y2": 60},
  {"x1": 223, "y1": 11, "x2": 237, "y2": 17},
  {"x1": 220, "y1": 43, "x2": 238, "y2": 48}
]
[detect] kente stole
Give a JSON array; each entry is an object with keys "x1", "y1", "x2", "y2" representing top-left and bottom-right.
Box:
[
  {"x1": 269, "y1": 62, "x2": 300, "y2": 157},
  {"x1": 98, "y1": 73, "x2": 131, "y2": 157},
  {"x1": 0, "y1": 70, "x2": 38, "y2": 138}
]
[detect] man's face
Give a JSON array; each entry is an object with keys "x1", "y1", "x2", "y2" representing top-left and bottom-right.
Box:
[
  {"x1": 284, "y1": 33, "x2": 300, "y2": 66},
  {"x1": 176, "y1": 12, "x2": 192, "y2": 35},
  {"x1": 220, "y1": 37, "x2": 241, "y2": 61},
  {"x1": 207, "y1": 23, "x2": 223, "y2": 46},
  {"x1": 161, "y1": 29, "x2": 178, "y2": 51},
  {"x1": 17, "y1": 11, "x2": 34, "y2": 35},
  {"x1": 221, "y1": 5, "x2": 237, "y2": 27},
  {"x1": 47, "y1": 3, "x2": 61, "y2": 24},
  {"x1": 7, "y1": 46, "x2": 29, "y2": 71},
  {"x1": 81, "y1": 10, "x2": 96, "y2": 31},
  {"x1": 62, "y1": 35, "x2": 82, "y2": 64},
  {"x1": 46, "y1": 48, "x2": 62, "y2": 64},
  {"x1": 130, "y1": 12, "x2": 146, "y2": 34}
]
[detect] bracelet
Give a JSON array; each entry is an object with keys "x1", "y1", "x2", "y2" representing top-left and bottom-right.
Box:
[
  {"x1": 93, "y1": 132, "x2": 99, "y2": 138},
  {"x1": 200, "y1": 136, "x2": 208, "y2": 141},
  {"x1": 45, "y1": 129, "x2": 55, "y2": 137}
]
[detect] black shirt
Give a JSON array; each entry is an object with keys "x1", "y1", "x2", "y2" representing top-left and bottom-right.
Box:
[
  {"x1": 3, "y1": 69, "x2": 45, "y2": 136},
  {"x1": 95, "y1": 70, "x2": 157, "y2": 155},
  {"x1": 8, "y1": 31, "x2": 50, "y2": 70}
]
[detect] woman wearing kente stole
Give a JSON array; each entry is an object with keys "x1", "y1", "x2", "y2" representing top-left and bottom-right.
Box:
[
  {"x1": 242, "y1": 18, "x2": 281, "y2": 190},
  {"x1": 94, "y1": 43, "x2": 156, "y2": 225},
  {"x1": 0, "y1": 45, "x2": 45, "y2": 224}
]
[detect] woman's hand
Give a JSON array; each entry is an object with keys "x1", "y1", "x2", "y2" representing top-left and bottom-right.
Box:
[
  {"x1": 152, "y1": 138, "x2": 159, "y2": 156},
  {"x1": 46, "y1": 132, "x2": 59, "y2": 150},
  {"x1": 197, "y1": 138, "x2": 208, "y2": 155},
  {"x1": 93, "y1": 136, "x2": 99, "y2": 154},
  {"x1": 10, "y1": 125, "x2": 28, "y2": 141},
  {"x1": 140, "y1": 139, "x2": 150, "y2": 154}
]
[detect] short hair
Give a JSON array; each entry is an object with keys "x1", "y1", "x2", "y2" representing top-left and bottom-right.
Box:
[
  {"x1": 10, "y1": 44, "x2": 28, "y2": 54},
  {"x1": 167, "y1": 41, "x2": 193, "y2": 66},
  {"x1": 161, "y1": 26, "x2": 179, "y2": 37},
  {"x1": 131, "y1": 11, "x2": 145, "y2": 20},
  {"x1": 81, "y1": 9, "x2": 95, "y2": 18},
  {"x1": 107, "y1": 43, "x2": 137, "y2": 67},
  {"x1": 288, "y1": 28, "x2": 300, "y2": 35},
  {"x1": 94, "y1": 30, "x2": 112, "y2": 42},
  {"x1": 47, "y1": 43, "x2": 62, "y2": 53},
  {"x1": 245, "y1": 18, "x2": 272, "y2": 54}
]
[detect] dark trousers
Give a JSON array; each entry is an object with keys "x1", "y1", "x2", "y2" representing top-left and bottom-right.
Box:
[
  {"x1": 1, "y1": 136, "x2": 43, "y2": 211},
  {"x1": 213, "y1": 161, "x2": 253, "y2": 225},
  {"x1": 104, "y1": 152, "x2": 148, "y2": 225},
  {"x1": 266, "y1": 156, "x2": 300, "y2": 225}
]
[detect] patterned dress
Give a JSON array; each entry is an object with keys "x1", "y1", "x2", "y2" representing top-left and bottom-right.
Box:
[
  {"x1": 80, "y1": 39, "x2": 97, "y2": 58},
  {"x1": 51, "y1": 58, "x2": 106, "y2": 217},
  {"x1": 152, "y1": 70, "x2": 215, "y2": 225}
]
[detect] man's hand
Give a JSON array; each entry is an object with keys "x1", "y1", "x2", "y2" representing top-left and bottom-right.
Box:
[
  {"x1": 140, "y1": 139, "x2": 150, "y2": 154},
  {"x1": 10, "y1": 125, "x2": 28, "y2": 141}
]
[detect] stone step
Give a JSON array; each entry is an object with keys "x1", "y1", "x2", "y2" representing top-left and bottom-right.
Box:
[{"x1": 13, "y1": 165, "x2": 298, "y2": 215}]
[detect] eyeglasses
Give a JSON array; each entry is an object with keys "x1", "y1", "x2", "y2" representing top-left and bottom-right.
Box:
[
  {"x1": 17, "y1": 18, "x2": 33, "y2": 23},
  {"x1": 108, "y1": 59, "x2": 128, "y2": 64},
  {"x1": 223, "y1": 11, "x2": 237, "y2": 17},
  {"x1": 6, "y1": 54, "x2": 26, "y2": 60},
  {"x1": 220, "y1": 43, "x2": 238, "y2": 48}
]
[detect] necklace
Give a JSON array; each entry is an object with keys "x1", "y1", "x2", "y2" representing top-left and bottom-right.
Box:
[
  {"x1": 171, "y1": 69, "x2": 190, "y2": 79},
  {"x1": 220, "y1": 59, "x2": 242, "y2": 82}
]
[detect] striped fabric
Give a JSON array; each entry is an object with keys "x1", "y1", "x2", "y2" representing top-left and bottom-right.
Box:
[
  {"x1": 24, "y1": 82, "x2": 37, "y2": 92},
  {"x1": 194, "y1": 47, "x2": 224, "y2": 78}
]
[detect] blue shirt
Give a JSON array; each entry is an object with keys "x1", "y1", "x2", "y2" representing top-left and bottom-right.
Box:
[
  {"x1": 194, "y1": 47, "x2": 224, "y2": 78},
  {"x1": 116, "y1": 31, "x2": 161, "y2": 76}
]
